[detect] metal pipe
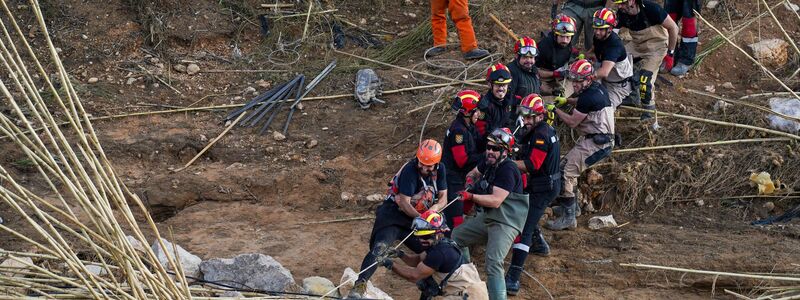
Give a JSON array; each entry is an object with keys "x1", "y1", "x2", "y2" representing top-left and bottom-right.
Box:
[{"x1": 281, "y1": 60, "x2": 337, "y2": 135}]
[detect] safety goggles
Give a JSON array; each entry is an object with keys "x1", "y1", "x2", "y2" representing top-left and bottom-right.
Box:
[
  {"x1": 486, "y1": 144, "x2": 505, "y2": 152},
  {"x1": 566, "y1": 71, "x2": 587, "y2": 81},
  {"x1": 554, "y1": 22, "x2": 576, "y2": 36},
  {"x1": 592, "y1": 17, "x2": 611, "y2": 28},
  {"x1": 518, "y1": 106, "x2": 542, "y2": 118},
  {"x1": 412, "y1": 217, "x2": 436, "y2": 231},
  {"x1": 518, "y1": 46, "x2": 538, "y2": 57}
]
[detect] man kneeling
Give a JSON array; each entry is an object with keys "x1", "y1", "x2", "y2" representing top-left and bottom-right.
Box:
[{"x1": 377, "y1": 211, "x2": 488, "y2": 300}]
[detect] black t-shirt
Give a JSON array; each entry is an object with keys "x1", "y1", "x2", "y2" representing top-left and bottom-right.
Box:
[
  {"x1": 593, "y1": 31, "x2": 627, "y2": 63},
  {"x1": 395, "y1": 159, "x2": 448, "y2": 197},
  {"x1": 422, "y1": 240, "x2": 461, "y2": 274},
  {"x1": 616, "y1": 0, "x2": 668, "y2": 32},
  {"x1": 477, "y1": 159, "x2": 523, "y2": 194},
  {"x1": 536, "y1": 32, "x2": 573, "y2": 71},
  {"x1": 575, "y1": 82, "x2": 611, "y2": 114}
]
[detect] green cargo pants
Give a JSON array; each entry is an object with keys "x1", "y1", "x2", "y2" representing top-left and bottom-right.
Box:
[{"x1": 452, "y1": 213, "x2": 520, "y2": 300}]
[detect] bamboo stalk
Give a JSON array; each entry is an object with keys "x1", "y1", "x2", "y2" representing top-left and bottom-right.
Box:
[
  {"x1": 173, "y1": 111, "x2": 247, "y2": 172},
  {"x1": 301, "y1": 0, "x2": 313, "y2": 40},
  {"x1": 695, "y1": 11, "x2": 800, "y2": 101},
  {"x1": 618, "y1": 106, "x2": 800, "y2": 140},
  {"x1": 260, "y1": 3, "x2": 293, "y2": 8},
  {"x1": 687, "y1": 89, "x2": 800, "y2": 122},
  {"x1": 621, "y1": 263, "x2": 800, "y2": 282},
  {"x1": 333, "y1": 48, "x2": 483, "y2": 87},
  {"x1": 200, "y1": 69, "x2": 289, "y2": 73},
  {"x1": 739, "y1": 91, "x2": 800, "y2": 99}
]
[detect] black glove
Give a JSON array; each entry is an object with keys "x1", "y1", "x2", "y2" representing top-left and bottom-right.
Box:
[{"x1": 378, "y1": 258, "x2": 394, "y2": 270}]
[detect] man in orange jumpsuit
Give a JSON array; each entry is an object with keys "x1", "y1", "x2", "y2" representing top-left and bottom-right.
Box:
[{"x1": 429, "y1": 0, "x2": 490, "y2": 60}]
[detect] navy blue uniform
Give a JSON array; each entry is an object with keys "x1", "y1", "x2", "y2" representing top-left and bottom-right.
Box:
[
  {"x1": 507, "y1": 60, "x2": 541, "y2": 103},
  {"x1": 442, "y1": 116, "x2": 482, "y2": 230},
  {"x1": 616, "y1": 0, "x2": 668, "y2": 31},
  {"x1": 475, "y1": 91, "x2": 517, "y2": 139},
  {"x1": 423, "y1": 240, "x2": 461, "y2": 274},
  {"x1": 357, "y1": 159, "x2": 447, "y2": 283},
  {"x1": 536, "y1": 32, "x2": 574, "y2": 71},
  {"x1": 593, "y1": 31, "x2": 628, "y2": 63}
]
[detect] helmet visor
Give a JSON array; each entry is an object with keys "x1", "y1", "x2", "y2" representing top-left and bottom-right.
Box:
[
  {"x1": 554, "y1": 22, "x2": 576, "y2": 36},
  {"x1": 593, "y1": 17, "x2": 611, "y2": 28},
  {"x1": 518, "y1": 46, "x2": 538, "y2": 57},
  {"x1": 517, "y1": 106, "x2": 542, "y2": 117}
]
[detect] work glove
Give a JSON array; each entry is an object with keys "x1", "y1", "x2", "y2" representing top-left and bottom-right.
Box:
[
  {"x1": 577, "y1": 53, "x2": 585, "y2": 60},
  {"x1": 458, "y1": 190, "x2": 473, "y2": 202},
  {"x1": 660, "y1": 52, "x2": 675, "y2": 72},
  {"x1": 385, "y1": 248, "x2": 405, "y2": 259},
  {"x1": 465, "y1": 176, "x2": 476, "y2": 191},
  {"x1": 378, "y1": 257, "x2": 393, "y2": 270},
  {"x1": 554, "y1": 96, "x2": 568, "y2": 108},
  {"x1": 552, "y1": 66, "x2": 569, "y2": 80}
]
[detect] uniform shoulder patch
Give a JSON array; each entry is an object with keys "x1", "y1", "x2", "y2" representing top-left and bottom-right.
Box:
[{"x1": 455, "y1": 134, "x2": 464, "y2": 144}]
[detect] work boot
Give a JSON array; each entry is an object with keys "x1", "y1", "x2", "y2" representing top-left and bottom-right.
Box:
[
  {"x1": 620, "y1": 93, "x2": 640, "y2": 107},
  {"x1": 530, "y1": 229, "x2": 550, "y2": 257},
  {"x1": 670, "y1": 63, "x2": 691, "y2": 76},
  {"x1": 640, "y1": 104, "x2": 656, "y2": 120},
  {"x1": 486, "y1": 275, "x2": 508, "y2": 300},
  {"x1": 505, "y1": 274, "x2": 521, "y2": 296},
  {"x1": 545, "y1": 198, "x2": 577, "y2": 231},
  {"x1": 347, "y1": 279, "x2": 367, "y2": 299},
  {"x1": 552, "y1": 199, "x2": 581, "y2": 217},
  {"x1": 464, "y1": 48, "x2": 490, "y2": 60},
  {"x1": 427, "y1": 46, "x2": 446, "y2": 57}
]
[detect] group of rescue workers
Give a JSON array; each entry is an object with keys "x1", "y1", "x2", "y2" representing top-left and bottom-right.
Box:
[{"x1": 347, "y1": 0, "x2": 701, "y2": 299}]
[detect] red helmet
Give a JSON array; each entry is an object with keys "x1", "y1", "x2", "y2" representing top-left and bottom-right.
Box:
[
  {"x1": 486, "y1": 63, "x2": 512, "y2": 85},
  {"x1": 487, "y1": 128, "x2": 515, "y2": 152},
  {"x1": 568, "y1": 59, "x2": 595, "y2": 81},
  {"x1": 592, "y1": 8, "x2": 617, "y2": 29},
  {"x1": 518, "y1": 94, "x2": 545, "y2": 117},
  {"x1": 413, "y1": 210, "x2": 449, "y2": 236},
  {"x1": 513, "y1": 36, "x2": 538, "y2": 57},
  {"x1": 416, "y1": 139, "x2": 442, "y2": 166},
  {"x1": 552, "y1": 14, "x2": 577, "y2": 37},
  {"x1": 453, "y1": 89, "x2": 481, "y2": 115}
]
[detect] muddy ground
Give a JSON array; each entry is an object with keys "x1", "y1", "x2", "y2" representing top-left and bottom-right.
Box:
[{"x1": 2, "y1": 0, "x2": 800, "y2": 299}]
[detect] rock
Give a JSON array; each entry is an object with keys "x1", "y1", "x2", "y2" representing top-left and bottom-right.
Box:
[
  {"x1": 126, "y1": 77, "x2": 137, "y2": 85},
  {"x1": 226, "y1": 162, "x2": 245, "y2": 170},
  {"x1": 644, "y1": 193, "x2": 654, "y2": 204},
  {"x1": 243, "y1": 86, "x2": 257, "y2": 94},
  {"x1": 151, "y1": 238, "x2": 202, "y2": 278},
  {"x1": 256, "y1": 79, "x2": 271, "y2": 89},
  {"x1": 87, "y1": 77, "x2": 99, "y2": 84},
  {"x1": 713, "y1": 100, "x2": 731, "y2": 113},
  {"x1": 296, "y1": 102, "x2": 304, "y2": 110},
  {"x1": 200, "y1": 253, "x2": 296, "y2": 292},
  {"x1": 764, "y1": 201, "x2": 775, "y2": 212},
  {"x1": 706, "y1": 0, "x2": 719, "y2": 9},
  {"x1": 220, "y1": 291, "x2": 244, "y2": 298},
  {"x1": 81, "y1": 34, "x2": 88, "y2": 40},
  {"x1": 340, "y1": 267, "x2": 393, "y2": 300},
  {"x1": 785, "y1": 1, "x2": 799, "y2": 12},
  {"x1": 721, "y1": 82, "x2": 735, "y2": 90},
  {"x1": 359, "y1": 18, "x2": 367, "y2": 25},
  {"x1": 366, "y1": 193, "x2": 384, "y2": 202},
  {"x1": 303, "y1": 276, "x2": 338, "y2": 297},
  {"x1": 273, "y1": 131, "x2": 286, "y2": 141},
  {"x1": 694, "y1": 199, "x2": 705, "y2": 207},
  {"x1": 340, "y1": 192, "x2": 355, "y2": 201},
  {"x1": 704, "y1": 85, "x2": 716, "y2": 93},
  {"x1": 310, "y1": 170, "x2": 328, "y2": 182},
  {"x1": 186, "y1": 63, "x2": 200, "y2": 75},
  {"x1": 86, "y1": 264, "x2": 108, "y2": 276},
  {"x1": 126, "y1": 235, "x2": 146, "y2": 253},
  {"x1": 306, "y1": 139, "x2": 318, "y2": 149},
  {"x1": 1, "y1": 257, "x2": 33, "y2": 277},
  {"x1": 174, "y1": 64, "x2": 187, "y2": 73},
  {"x1": 748, "y1": 39, "x2": 789, "y2": 68},
  {"x1": 407, "y1": 12, "x2": 417, "y2": 18},
  {"x1": 588, "y1": 215, "x2": 618, "y2": 230}
]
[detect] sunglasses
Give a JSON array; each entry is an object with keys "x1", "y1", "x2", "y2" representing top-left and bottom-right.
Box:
[
  {"x1": 518, "y1": 46, "x2": 538, "y2": 57},
  {"x1": 416, "y1": 234, "x2": 435, "y2": 240},
  {"x1": 486, "y1": 144, "x2": 505, "y2": 152}
]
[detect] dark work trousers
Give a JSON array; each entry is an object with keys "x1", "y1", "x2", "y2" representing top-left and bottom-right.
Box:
[
  {"x1": 509, "y1": 179, "x2": 562, "y2": 270},
  {"x1": 443, "y1": 169, "x2": 467, "y2": 236},
  {"x1": 357, "y1": 202, "x2": 426, "y2": 283}
]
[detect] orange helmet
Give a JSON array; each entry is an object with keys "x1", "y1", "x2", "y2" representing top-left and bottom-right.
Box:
[
  {"x1": 487, "y1": 128, "x2": 515, "y2": 152},
  {"x1": 592, "y1": 8, "x2": 617, "y2": 29},
  {"x1": 518, "y1": 94, "x2": 545, "y2": 117},
  {"x1": 514, "y1": 36, "x2": 538, "y2": 57},
  {"x1": 568, "y1": 59, "x2": 595, "y2": 81},
  {"x1": 453, "y1": 89, "x2": 481, "y2": 115},
  {"x1": 413, "y1": 210, "x2": 449, "y2": 236},
  {"x1": 552, "y1": 14, "x2": 577, "y2": 37},
  {"x1": 486, "y1": 63, "x2": 512, "y2": 85},
  {"x1": 416, "y1": 139, "x2": 443, "y2": 166}
]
